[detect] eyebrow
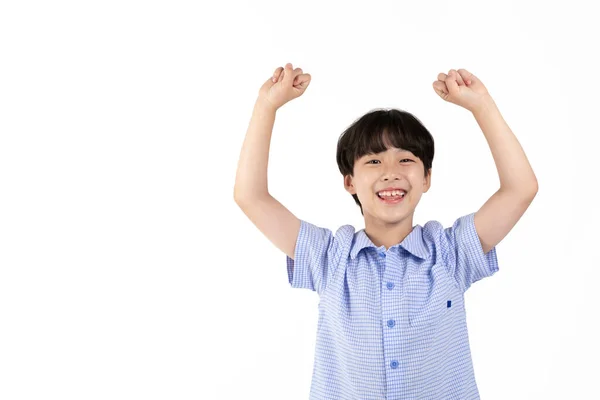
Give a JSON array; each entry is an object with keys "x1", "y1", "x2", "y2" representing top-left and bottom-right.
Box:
[{"x1": 370, "y1": 148, "x2": 411, "y2": 155}]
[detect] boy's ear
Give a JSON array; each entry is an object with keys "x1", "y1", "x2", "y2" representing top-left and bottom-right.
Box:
[
  {"x1": 422, "y1": 169, "x2": 432, "y2": 193},
  {"x1": 344, "y1": 175, "x2": 356, "y2": 194}
]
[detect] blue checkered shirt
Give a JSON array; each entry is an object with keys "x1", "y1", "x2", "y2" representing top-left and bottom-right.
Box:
[{"x1": 286, "y1": 212, "x2": 499, "y2": 400}]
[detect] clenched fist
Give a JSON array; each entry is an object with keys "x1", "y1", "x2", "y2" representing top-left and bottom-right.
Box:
[{"x1": 258, "y1": 63, "x2": 311, "y2": 111}]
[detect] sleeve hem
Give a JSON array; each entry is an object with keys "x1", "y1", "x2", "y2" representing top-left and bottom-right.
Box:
[
  {"x1": 286, "y1": 219, "x2": 310, "y2": 289},
  {"x1": 464, "y1": 212, "x2": 500, "y2": 279}
]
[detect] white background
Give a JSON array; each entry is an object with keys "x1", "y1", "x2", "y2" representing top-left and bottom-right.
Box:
[{"x1": 1, "y1": 1, "x2": 598, "y2": 399}]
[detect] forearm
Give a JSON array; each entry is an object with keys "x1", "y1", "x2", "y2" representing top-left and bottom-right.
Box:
[
  {"x1": 233, "y1": 98, "x2": 278, "y2": 201},
  {"x1": 472, "y1": 96, "x2": 538, "y2": 195}
]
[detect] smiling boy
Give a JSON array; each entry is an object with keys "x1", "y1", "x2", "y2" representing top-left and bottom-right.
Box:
[{"x1": 234, "y1": 63, "x2": 538, "y2": 400}]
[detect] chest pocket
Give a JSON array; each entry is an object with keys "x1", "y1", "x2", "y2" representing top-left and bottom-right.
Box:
[{"x1": 406, "y1": 264, "x2": 455, "y2": 327}]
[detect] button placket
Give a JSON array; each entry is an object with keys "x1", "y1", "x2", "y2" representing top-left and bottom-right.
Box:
[{"x1": 380, "y1": 248, "x2": 401, "y2": 374}]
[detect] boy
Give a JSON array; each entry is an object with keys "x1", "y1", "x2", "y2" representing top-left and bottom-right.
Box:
[{"x1": 234, "y1": 63, "x2": 538, "y2": 400}]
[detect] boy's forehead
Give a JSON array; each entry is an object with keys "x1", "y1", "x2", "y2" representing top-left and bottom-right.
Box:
[{"x1": 365, "y1": 147, "x2": 412, "y2": 155}]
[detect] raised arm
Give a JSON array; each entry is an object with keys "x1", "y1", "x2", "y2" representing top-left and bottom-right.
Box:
[
  {"x1": 433, "y1": 69, "x2": 538, "y2": 254},
  {"x1": 233, "y1": 63, "x2": 312, "y2": 259}
]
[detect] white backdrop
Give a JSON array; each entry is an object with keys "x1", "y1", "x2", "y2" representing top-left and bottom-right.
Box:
[{"x1": 1, "y1": 1, "x2": 598, "y2": 399}]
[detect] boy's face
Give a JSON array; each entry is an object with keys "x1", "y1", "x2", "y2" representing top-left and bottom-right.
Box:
[{"x1": 344, "y1": 146, "x2": 431, "y2": 224}]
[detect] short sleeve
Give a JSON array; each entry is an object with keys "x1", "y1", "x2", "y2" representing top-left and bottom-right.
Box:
[
  {"x1": 441, "y1": 212, "x2": 499, "y2": 293},
  {"x1": 286, "y1": 219, "x2": 346, "y2": 295}
]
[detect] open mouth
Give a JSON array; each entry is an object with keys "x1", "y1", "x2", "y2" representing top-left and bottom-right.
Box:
[{"x1": 377, "y1": 191, "x2": 406, "y2": 204}]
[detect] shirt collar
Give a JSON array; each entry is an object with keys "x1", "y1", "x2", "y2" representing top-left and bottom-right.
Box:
[{"x1": 350, "y1": 225, "x2": 429, "y2": 260}]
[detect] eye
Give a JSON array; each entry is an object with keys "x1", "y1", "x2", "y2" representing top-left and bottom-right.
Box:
[{"x1": 367, "y1": 159, "x2": 413, "y2": 164}]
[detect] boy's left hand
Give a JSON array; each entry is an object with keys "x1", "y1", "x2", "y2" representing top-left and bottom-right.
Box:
[{"x1": 432, "y1": 69, "x2": 491, "y2": 113}]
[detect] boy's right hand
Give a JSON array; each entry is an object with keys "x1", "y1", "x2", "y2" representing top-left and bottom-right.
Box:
[{"x1": 258, "y1": 63, "x2": 311, "y2": 111}]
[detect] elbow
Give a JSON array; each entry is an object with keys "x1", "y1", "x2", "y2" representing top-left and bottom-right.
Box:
[
  {"x1": 233, "y1": 187, "x2": 267, "y2": 206},
  {"x1": 233, "y1": 188, "x2": 245, "y2": 205},
  {"x1": 499, "y1": 182, "x2": 538, "y2": 201},
  {"x1": 528, "y1": 179, "x2": 539, "y2": 198},
  {"x1": 233, "y1": 186, "x2": 241, "y2": 204}
]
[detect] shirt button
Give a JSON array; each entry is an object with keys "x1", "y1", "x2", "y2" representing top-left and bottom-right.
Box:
[
  {"x1": 387, "y1": 319, "x2": 395, "y2": 328},
  {"x1": 379, "y1": 251, "x2": 386, "y2": 257},
  {"x1": 390, "y1": 360, "x2": 399, "y2": 369},
  {"x1": 386, "y1": 282, "x2": 394, "y2": 290}
]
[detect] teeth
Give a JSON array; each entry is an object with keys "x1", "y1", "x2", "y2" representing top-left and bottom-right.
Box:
[{"x1": 378, "y1": 190, "x2": 406, "y2": 198}]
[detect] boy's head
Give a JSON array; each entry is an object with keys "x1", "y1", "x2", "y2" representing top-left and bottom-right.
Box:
[{"x1": 336, "y1": 108, "x2": 435, "y2": 221}]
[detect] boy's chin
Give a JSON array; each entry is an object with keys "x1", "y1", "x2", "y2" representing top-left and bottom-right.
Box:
[{"x1": 367, "y1": 207, "x2": 412, "y2": 221}]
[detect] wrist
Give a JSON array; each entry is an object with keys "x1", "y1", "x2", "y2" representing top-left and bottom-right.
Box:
[
  {"x1": 471, "y1": 94, "x2": 497, "y2": 118},
  {"x1": 255, "y1": 96, "x2": 278, "y2": 114}
]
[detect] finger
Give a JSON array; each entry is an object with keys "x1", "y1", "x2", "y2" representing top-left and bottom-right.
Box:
[
  {"x1": 272, "y1": 67, "x2": 283, "y2": 82},
  {"x1": 282, "y1": 63, "x2": 294, "y2": 86},
  {"x1": 437, "y1": 72, "x2": 448, "y2": 81},
  {"x1": 294, "y1": 73, "x2": 311, "y2": 88},
  {"x1": 292, "y1": 68, "x2": 304, "y2": 84},
  {"x1": 444, "y1": 71, "x2": 459, "y2": 94},
  {"x1": 450, "y1": 69, "x2": 465, "y2": 86},
  {"x1": 457, "y1": 68, "x2": 474, "y2": 85},
  {"x1": 432, "y1": 81, "x2": 448, "y2": 96}
]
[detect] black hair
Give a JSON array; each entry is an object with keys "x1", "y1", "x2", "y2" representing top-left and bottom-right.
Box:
[{"x1": 335, "y1": 108, "x2": 435, "y2": 215}]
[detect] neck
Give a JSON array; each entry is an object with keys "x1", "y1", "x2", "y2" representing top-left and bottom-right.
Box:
[{"x1": 363, "y1": 213, "x2": 415, "y2": 250}]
